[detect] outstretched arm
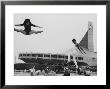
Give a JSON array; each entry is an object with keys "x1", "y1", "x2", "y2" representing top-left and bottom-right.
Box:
[
  {"x1": 31, "y1": 24, "x2": 43, "y2": 28},
  {"x1": 15, "y1": 24, "x2": 24, "y2": 26}
]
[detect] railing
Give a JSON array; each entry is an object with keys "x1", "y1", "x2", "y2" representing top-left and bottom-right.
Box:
[{"x1": 18, "y1": 53, "x2": 69, "y2": 60}]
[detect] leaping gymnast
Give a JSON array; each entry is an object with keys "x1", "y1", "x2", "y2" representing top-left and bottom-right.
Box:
[
  {"x1": 72, "y1": 39, "x2": 86, "y2": 54},
  {"x1": 14, "y1": 19, "x2": 43, "y2": 35}
]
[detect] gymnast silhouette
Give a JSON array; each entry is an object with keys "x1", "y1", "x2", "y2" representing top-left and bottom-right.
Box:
[
  {"x1": 14, "y1": 19, "x2": 43, "y2": 35},
  {"x1": 72, "y1": 39, "x2": 86, "y2": 54}
]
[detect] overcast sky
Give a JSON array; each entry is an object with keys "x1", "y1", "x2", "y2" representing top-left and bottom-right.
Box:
[{"x1": 14, "y1": 14, "x2": 97, "y2": 63}]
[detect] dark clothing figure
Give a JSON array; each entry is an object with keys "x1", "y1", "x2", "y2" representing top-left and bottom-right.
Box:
[
  {"x1": 30, "y1": 72, "x2": 34, "y2": 76},
  {"x1": 63, "y1": 70, "x2": 70, "y2": 76},
  {"x1": 72, "y1": 39, "x2": 86, "y2": 54},
  {"x1": 14, "y1": 19, "x2": 43, "y2": 35},
  {"x1": 23, "y1": 19, "x2": 33, "y2": 35},
  {"x1": 77, "y1": 67, "x2": 82, "y2": 75},
  {"x1": 63, "y1": 67, "x2": 70, "y2": 76}
]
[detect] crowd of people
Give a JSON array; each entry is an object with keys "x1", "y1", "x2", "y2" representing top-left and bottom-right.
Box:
[
  {"x1": 29, "y1": 66, "x2": 71, "y2": 76},
  {"x1": 28, "y1": 66, "x2": 92, "y2": 76},
  {"x1": 14, "y1": 63, "x2": 92, "y2": 76},
  {"x1": 29, "y1": 66, "x2": 57, "y2": 76}
]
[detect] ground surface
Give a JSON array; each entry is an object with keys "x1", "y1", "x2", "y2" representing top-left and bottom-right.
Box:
[{"x1": 14, "y1": 72, "x2": 97, "y2": 76}]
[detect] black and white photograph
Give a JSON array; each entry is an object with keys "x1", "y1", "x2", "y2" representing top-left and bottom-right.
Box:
[
  {"x1": 14, "y1": 14, "x2": 97, "y2": 76},
  {"x1": 4, "y1": 4, "x2": 106, "y2": 85},
  {"x1": 1, "y1": 0, "x2": 109, "y2": 87}
]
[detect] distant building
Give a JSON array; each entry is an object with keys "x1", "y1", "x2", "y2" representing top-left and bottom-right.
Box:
[{"x1": 79, "y1": 21, "x2": 94, "y2": 52}]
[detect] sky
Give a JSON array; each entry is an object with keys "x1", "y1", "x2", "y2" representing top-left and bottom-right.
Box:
[{"x1": 14, "y1": 14, "x2": 97, "y2": 63}]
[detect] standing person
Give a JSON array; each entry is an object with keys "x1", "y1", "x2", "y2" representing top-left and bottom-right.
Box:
[
  {"x1": 45, "y1": 67, "x2": 51, "y2": 76},
  {"x1": 63, "y1": 67, "x2": 70, "y2": 76},
  {"x1": 14, "y1": 19, "x2": 43, "y2": 35},
  {"x1": 29, "y1": 66, "x2": 35, "y2": 76}
]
